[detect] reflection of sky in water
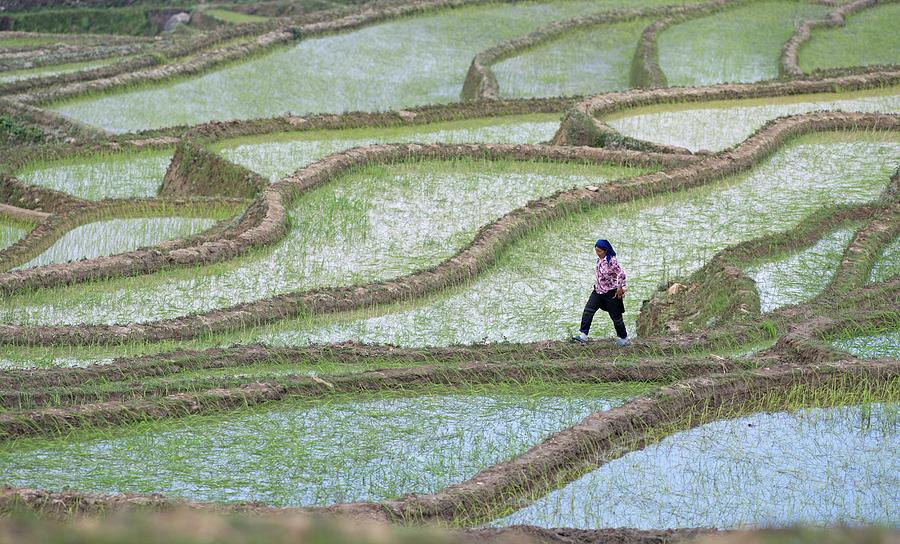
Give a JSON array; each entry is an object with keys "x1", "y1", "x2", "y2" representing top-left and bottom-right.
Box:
[
  {"x1": 218, "y1": 118, "x2": 561, "y2": 182},
  {"x1": 832, "y1": 332, "x2": 900, "y2": 360},
  {"x1": 0, "y1": 393, "x2": 625, "y2": 506},
  {"x1": 255, "y1": 137, "x2": 899, "y2": 347},
  {"x1": 606, "y1": 92, "x2": 900, "y2": 152},
  {"x1": 15, "y1": 217, "x2": 216, "y2": 270},
  {"x1": 493, "y1": 403, "x2": 900, "y2": 529},
  {"x1": 745, "y1": 227, "x2": 855, "y2": 313},
  {"x1": 0, "y1": 162, "x2": 628, "y2": 325}
]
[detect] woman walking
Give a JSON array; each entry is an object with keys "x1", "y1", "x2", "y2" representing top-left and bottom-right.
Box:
[{"x1": 572, "y1": 239, "x2": 630, "y2": 346}]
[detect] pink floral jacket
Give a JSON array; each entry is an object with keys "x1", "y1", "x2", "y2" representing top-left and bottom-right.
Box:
[{"x1": 594, "y1": 256, "x2": 627, "y2": 294}]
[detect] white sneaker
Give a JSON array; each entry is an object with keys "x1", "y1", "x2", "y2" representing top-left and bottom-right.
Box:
[
  {"x1": 571, "y1": 332, "x2": 588, "y2": 344},
  {"x1": 616, "y1": 337, "x2": 631, "y2": 347}
]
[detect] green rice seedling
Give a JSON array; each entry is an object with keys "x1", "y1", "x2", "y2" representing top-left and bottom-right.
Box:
[
  {"x1": 0, "y1": 58, "x2": 120, "y2": 84},
  {"x1": 0, "y1": 382, "x2": 653, "y2": 507},
  {"x1": 657, "y1": 1, "x2": 829, "y2": 86},
  {"x1": 245, "y1": 132, "x2": 899, "y2": 347},
  {"x1": 492, "y1": 18, "x2": 650, "y2": 99},
  {"x1": 15, "y1": 148, "x2": 174, "y2": 200},
  {"x1": 868, "y1": 235, "x2": 899, "y2": 284},
  {"x1": 0, "y1": 217, "x2": 31, "y2": 253},
  {"x1": 0, "y1": 35, "x2": 61, "y2": 48},
  {"x1": 603, "y1": 87, "x2": 900, "y2": 152},
  {"x1": 829, "y1": 319, "x2": 900, "y2": 360},
  {"x1": 0, "y1": 159, "x2": 649, "y2": 326},
  {"x1": 14, "y1": 217, "x2": 219, "y2": 270},
  {"x1": 48, "y1": 1, "x2": 606, "y2": 133},
  {"x1": 799, "y1": 3, "x2": 900, "y2": 73},
  {"x1": 491, "y1": 381, "x2": 899, "y2": 529},
  {"x1": 213, "y1": 114, "x2": 564, "y2": 182},
  {"x1": 743, "y1": 225, "x2": 858, "y2": 313},
  {"x1": 201, "y1": 9, "x2": 269, "y2": 25}
]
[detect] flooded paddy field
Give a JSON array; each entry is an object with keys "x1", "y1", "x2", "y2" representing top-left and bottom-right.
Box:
[{"x1": 1, "y1": 0, "x2": 898, "y2": 537}]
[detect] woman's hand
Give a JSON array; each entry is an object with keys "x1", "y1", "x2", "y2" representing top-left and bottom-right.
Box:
[{"x1": 615, "y1": 287, "x2": 626, "y2": 299}]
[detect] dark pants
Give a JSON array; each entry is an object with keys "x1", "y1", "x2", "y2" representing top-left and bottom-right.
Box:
[{"x1": 579, "y1": 289, "x2": 627, "y2": 338}]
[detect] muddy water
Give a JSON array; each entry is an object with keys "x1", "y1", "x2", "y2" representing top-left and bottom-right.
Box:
[
  {"x1": 254, "y1": 133, "x2": 898, "y2": 347},
  {"x1": 604, "y1": 90, "x2": 900, "y2": 152},
  {"x1": 0, "y1": 160, "x2": 640, "y2": 325},
  {"x1": 48, "y1": 1, "x2": 603, "y2": 133},
  {"x1": 492, "y1": 403, "x2": 900, "y2": 529},
  {"x1": 13, "y1": 217, "x2": 218, "y2": 270},
  {"x1": 214, "y1": 115, "x2": 563, "y2": 182},
  {"x1": 0, "y1": 385, "x2": 644, "y2": 506},
  {"x1": 16, "y1": 149, "x2": 173, "y2": 200},
  {"x1": 744, "y1": 226, "x2": 856, "y2": 313}
]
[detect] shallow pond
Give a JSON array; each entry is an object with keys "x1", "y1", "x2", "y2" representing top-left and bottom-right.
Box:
[
  {"x1": 0, "y1": 219, "x2": 28, "y2": 253},
  {"x1": 492, "y1": 403, "x2": 900, "y2": 529},
  {"x1": 0, "y1": 383, "x2": 650, "y2": 506}
]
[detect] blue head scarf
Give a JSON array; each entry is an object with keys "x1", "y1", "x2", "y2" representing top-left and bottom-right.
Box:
[{"x1": 594, "y1": 239, "x2": 616, "y2": 262}]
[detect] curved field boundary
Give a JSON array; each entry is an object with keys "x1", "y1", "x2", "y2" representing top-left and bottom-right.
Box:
[
  {"x1": 0, "y1": 112, "x2": 894, "y2": 346},
  {"x1": 0, "y1": 143, "x2": 694, "y2": 297},
  {"x1": 0, "y1": 42, "x2": 151, "y2": 73},
  {"x1": 9, "y1": 0, "x2": 565, "y2": 108},
  {"x1": 0, "y1": 356, "x2": 754, "y2": 440},
  {"x1": 779, "y1": 0, "x2": 894, "y2": 77},
  {"x1": 0, "y1": 98, "x2": 580, "y2": 293},
  {"x1": 1, "y1": 353, "x2": 894, "y2": 525},
  {"x1": 460, "y1": 0, "x2": 740, "y2": 101},
  {"x1": 0, "y1": 196, "x2": 246, "y2": 272},
  {"x1": 389, "y1": 357, "x2": 900, "y2": 524},
  {"x1": 636, "y1": 203, "x2": 882, "y2": 336},
  {"x1": 551, "y1": 69, "x2": 900, "y2": 147},
  {"x1": 630, "y1": 0, "x2": 751, "y2": 89},
  {"x1": 0, "y1": 96, "x2": 108, "y2": 142}
]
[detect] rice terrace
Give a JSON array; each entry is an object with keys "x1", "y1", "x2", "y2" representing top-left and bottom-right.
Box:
[{"x1": 0, "y1": 0, "x2": 897, "y2": 541}]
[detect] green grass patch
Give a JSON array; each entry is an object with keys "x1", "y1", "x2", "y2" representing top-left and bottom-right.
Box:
[
  {"x1": 201, "y1": 8, "x2": 268, "y2": 24},
  {"x1": 868, "y1": 235, "x2": 899, "y2": 284}
]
